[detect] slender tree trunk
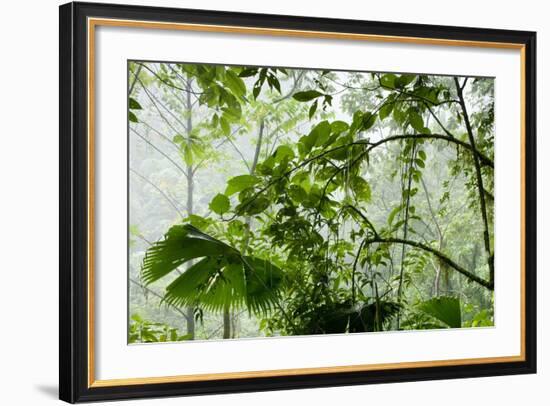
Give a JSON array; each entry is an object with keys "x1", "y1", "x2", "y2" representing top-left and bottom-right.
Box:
[
  {"x1": 250, "y1": 120, "x2": 265, "y2": 174},
  {"x1": 471, "y1": 242, "x2": 479, "y2": 271},
  {"x1": 442, "y1": 263, "x2": 450, "y2": 294},
  {"x1": 419, "y1": 177, "x2": 445, "y2": 297},
  {"x1": 235, "y1": 119, "x2": 264, "y2": 248},
  {"x1": 438, "y1": 240, "x2": 449, "y2": 294},
  {"x1": 185, "y1": 78, "x2": 195, "y2": 339},
  {"x1": 455, "y1": 78, "x2": 494, "y2": 287},
  {"x1": 223, "y1": 305, "x2": 231, "y2": 339},
  {"x1": 243, "y1": 119, "x2": 265, "y2": 237},
  {"x1": 231, "y1": 311, "x2": 238, "y2": 338}
]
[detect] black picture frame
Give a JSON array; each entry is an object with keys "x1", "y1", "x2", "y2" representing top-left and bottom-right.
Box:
[{"x1": 59, "y1": 1, "x2": 537, "y2": 403}]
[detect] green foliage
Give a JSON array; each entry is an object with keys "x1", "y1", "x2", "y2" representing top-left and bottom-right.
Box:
[
  {"x1": 225, "y1": 175, "x2": 261, "y2": 196},
  {"x1": 417, "y1": 296, "x2": 462, "y2": 328},
  {"x1": 293, "y1": 90, "x2": 324, "y2": 102},
  {"x1": 129, "y1": 314, "x2": 192, "y2": 343},
  {"x1": 380, "y1": 73, "x2": 397, "y2": 88},
  {"x1": 362, "y1": 111, "x2": 377, "y2": 131},
  {"x1": 129, "y1": 97, "x2": 142, "y2": 110},
  {"x1": 409, "y1": 110, "x2": 425, "y2": 132},
  {"x1": 141, "y1": 224, "x2": 285, "y2": 315},
  {"x1": 130, "y1": 62, "x2": 495, "y2": 341},
  {"x1": 467, "y1": 309, "x2": 493, "y2": 327},
  {"x1": 224, "y1": 70, "x2": 247, "y2": 98},
  {"x1": 350, "y1": 176, "x2": 371, "y2": 202},
  {"x1": 270, "y1": 300, "x2": 401, "y2": 336},
  {"x1": 209, "y1": 193, "x2": 230, "y2": 215},
  {"x1": 128, "y1": 96, "x2": 141, "y2": 123}
]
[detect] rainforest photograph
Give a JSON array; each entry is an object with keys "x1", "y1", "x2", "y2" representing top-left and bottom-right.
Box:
[{"x1": 127, "y1": 61, "x2": 494, "y2": 343}]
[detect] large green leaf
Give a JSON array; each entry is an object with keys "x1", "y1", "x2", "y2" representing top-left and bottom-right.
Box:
[
  {"x1": 141, "y1": 224, "x2": 284, "y2": 315},
  {"x1": 380, "y1": 73, "x2": 397, "y2": 88},
  {"x1": 129, "y1": 97, "x2": 142, "y2": 110},
  {"x1": 379, "y1": 103, "x2": 393, "y2": 120},
  {"x1": 306, "y1": 120, "x2": 331, "y2": 149},
  {"x1": 224, "y1": 70, "x2": 247, "y2": 98},
  {"x1": 272, "y1": 145, "x2": 295, "y2": 162},
  {"x1": 331, "y1": 120, "x2": 349, "y2": 134},
  {"x1": 409, "y1": 110, "x2": 425, "y2": 132},
  {"x1": 209, "y1": 193, "x2": 230, "y2": 215},
  {"x1": 417, "y1": 296, "x2": 462, "y2": 328},
  {"x1": 293, "y1": 90, "x2": 324, "y2": 102},
  {"x1": 225, "y1": 175, "x2": 260, "y2": 196},
  {"x1": 362, "y1": 112, "x2": 377, "y2": 131}
]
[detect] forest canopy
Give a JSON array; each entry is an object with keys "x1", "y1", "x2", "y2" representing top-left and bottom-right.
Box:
[{"x1": 128, "y1": 61, "x2": 494, "y2": 343}]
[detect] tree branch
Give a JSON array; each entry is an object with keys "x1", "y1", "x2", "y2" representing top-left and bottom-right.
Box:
[
  {"x1": 130, "y1": 128, "x2": 188, "y2": 178},
  {"x1": 128, "y1": 64, "x2": 143, "y2": 96},
  {"x1": 129, "y1": 278, "x2": 192, "y2": 324},
  {"x1": 135, "y1": 72, "x2": 189, "y2": 134},
  {"x1": 362, "y1": 237, "x2": 493, "y2": 290},
  {"x1": 136, "y1": 62, "x2": 204, "y2": 96},
  {"x1": 130, "y1": 168, "x2": 185, "y2": 218},
  {"x1": 342, "y1": 205, "x2": 379, "y2": 238},
  {"x1": 370, "y1": 134, "x2": 493, "y2": 168},
  {"x1": 227, "y1": 131, "x2": 493, "y2": 220}
]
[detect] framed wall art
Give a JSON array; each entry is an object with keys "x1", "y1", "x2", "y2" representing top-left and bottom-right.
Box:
[{"x1": 59, "y1": 1, "x2": 537, "y2": 403}]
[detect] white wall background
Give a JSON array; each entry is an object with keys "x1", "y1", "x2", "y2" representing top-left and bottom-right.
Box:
[{"x1": 0, "y1": 0, "x2": 546, "y2": 404}]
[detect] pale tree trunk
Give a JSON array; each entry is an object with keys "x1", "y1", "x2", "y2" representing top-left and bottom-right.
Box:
[
  {"x1": 420, "y1": 177, "x2": 444, "y2": 297},
  {"x1": 223, "y1": 304, "x2": 231, "y2": 339},
  {"x1": 231, "y1": 312, "x2": 239, "y2": 339}
]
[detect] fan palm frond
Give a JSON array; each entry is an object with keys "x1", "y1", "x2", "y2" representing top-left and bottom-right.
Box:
[{"x1": 141, "y1": 224, "x2": 284, "y2": 315}]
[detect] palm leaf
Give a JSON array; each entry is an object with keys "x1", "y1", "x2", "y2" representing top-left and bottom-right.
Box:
[
  {"x1": 242, "y1": 256, "x2": 284, "y2": 314},
  {"x1": 141, "y1": 224, "x2": 284, "y2": 315},
  {"x1": 417, "y1": 296, "x2": 462, "y2": 328},
  {"x1": 141, "y1": 224, "x2": 237, "y2": 285}
]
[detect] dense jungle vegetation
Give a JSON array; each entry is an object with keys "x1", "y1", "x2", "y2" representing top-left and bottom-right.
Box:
[{"x1": 128, "y1": 61, "x2": 494, "y2": 343}]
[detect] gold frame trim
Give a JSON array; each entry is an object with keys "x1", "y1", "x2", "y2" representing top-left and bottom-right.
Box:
[{"x1": 87, "y1": 17, "x2": 527, "y2": 388}]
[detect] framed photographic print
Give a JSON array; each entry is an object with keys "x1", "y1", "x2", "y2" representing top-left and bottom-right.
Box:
[{"x1": 59, "y1": 1, "x2": 537, "y2": 403}]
